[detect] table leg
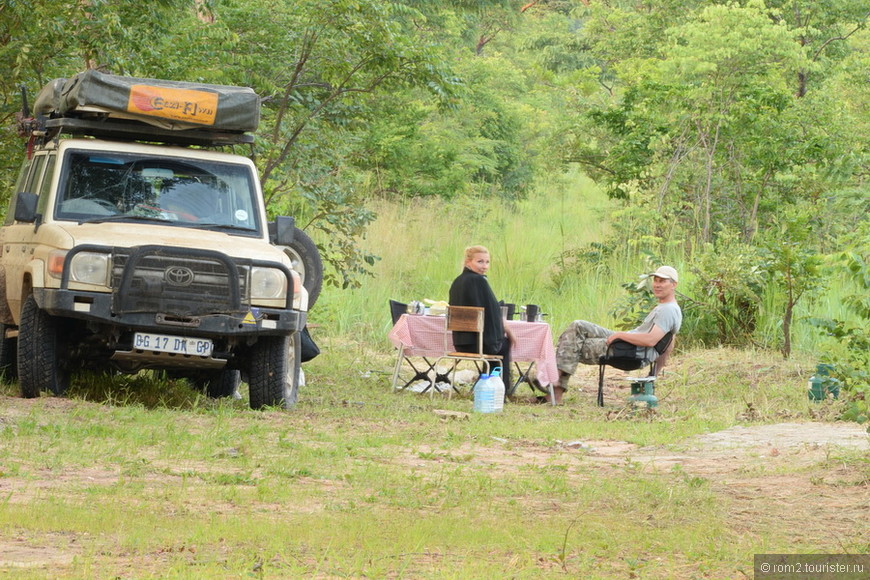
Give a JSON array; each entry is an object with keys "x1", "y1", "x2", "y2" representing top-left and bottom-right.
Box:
[{"x1": 509, "y1": 361, "x2": 536, "y2": 397}]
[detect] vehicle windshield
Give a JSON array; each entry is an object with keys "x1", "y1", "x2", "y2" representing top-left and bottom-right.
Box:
[{"x1": 54, "y1": 150, "x2": 261, "y2": 234}]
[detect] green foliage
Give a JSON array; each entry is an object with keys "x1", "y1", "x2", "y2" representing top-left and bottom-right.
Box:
[
  {"x1": 0, "y1": 0, "x2": 865, "y2": 301},
  {"x1": 758, "y1": 205, "x2": 826, "y2": 358},
  {"x1": 808, "y1": 251, "x2": 870, "y2": 423},
  {"x1": 608, "y1": 279, "x2": 660, "y2": 332},
  {"x1": 687, "y1": 232, "x2": 766, "y2": 347},
  {"x1": 573, "y1": 0, "x2": 864, "y2": 248}
]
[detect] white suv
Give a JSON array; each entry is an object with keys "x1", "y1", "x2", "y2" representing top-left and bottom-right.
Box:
[{"x1": 0, "y1": 71, "x2": 320, "y2": 409}]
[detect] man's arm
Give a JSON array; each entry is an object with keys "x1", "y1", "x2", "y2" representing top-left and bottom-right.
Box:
[{"x1": 605, "y1": 324, "x2": 666, "y2": 347}]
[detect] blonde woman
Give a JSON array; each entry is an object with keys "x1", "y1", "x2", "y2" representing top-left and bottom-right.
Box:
[{"x1": 448, "y1": 245, "x2": 513, "y2": 395}]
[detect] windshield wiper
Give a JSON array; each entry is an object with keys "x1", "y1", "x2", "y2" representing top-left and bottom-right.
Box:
[
  {"x1": 77, "y1": 215, "x2": 256, "y2": 233},
  {"x1": 185, "y1": 222, "x2": 257, "y2": 233},
  {"x1": 79, "y1": 214, "x2": 171, "y2": 225}
]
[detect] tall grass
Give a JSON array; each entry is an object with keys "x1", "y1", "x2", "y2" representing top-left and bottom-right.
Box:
[
  {"x1": 313, "y1": 167, "x2": 857, "y2": 360},
  {"x1": 317, "y1": 168, "x2": 666, "y2": 341}
]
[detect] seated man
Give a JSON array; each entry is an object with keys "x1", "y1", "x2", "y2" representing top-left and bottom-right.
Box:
[{"x1": 549, "y1": 266, "x2": 682, "y2": 404}]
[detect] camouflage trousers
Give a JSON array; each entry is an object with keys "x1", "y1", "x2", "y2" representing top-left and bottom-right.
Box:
[{"x1": 555, "y1": 320, "x2": 615, "y2": 375}]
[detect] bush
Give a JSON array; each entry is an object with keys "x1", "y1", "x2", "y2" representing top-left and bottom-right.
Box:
[
  {"x1": 808, "y1": 252, "x2": 870, "y2": 423},
  {"x1": 688, "y1": 232, "x2": 765, "y2": 346}
]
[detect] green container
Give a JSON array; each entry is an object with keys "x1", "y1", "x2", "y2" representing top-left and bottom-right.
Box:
[{"x1": 628, "y1": 379, "x2": 658, "y2": 408}]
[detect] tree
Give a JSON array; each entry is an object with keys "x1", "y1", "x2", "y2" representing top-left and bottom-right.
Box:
[
  {"x1": 0, "y1": 0, "x2": 465, "y2": 291},
  {"x1": 570, "y1": 2, "x2": 863, "y2": 248},
  {"x1": 764, "y1": 0, "x2": 869, "y2": 97},
  {"x1": 759, "y1": 206, "x2": 825, "y2": 358}
]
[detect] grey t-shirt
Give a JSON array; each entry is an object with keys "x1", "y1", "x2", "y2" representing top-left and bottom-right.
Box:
[
  {"x1": 630, "y1": 301, "x2": 682, "y2": 361},
  {"x1": 633, "y1": 301, "x2": 682, "y2": 335}
]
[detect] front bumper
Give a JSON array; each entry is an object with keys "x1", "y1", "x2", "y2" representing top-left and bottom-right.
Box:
[{"x1": 34, "y1": 287, "x2": 306, "y2": 337}]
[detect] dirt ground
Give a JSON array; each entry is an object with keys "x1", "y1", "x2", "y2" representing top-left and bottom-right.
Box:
[
  {"x1": 405, "y1": 418, "x2": 870, "y2": 557},
  {"x1": 648, "y1": 421, "x2": 869, "y2": 549},
  {"x1": 1, "y1": 395, "x2": 867, "y2": 572}
]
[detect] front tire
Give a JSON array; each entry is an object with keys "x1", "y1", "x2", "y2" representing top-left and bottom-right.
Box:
[
  {"x1": 19, "y1": 295, "x2": 69, "y2": 397},
  {"x1": 194, "y1": 369, "x2": 241, "y2": 398},
  {"x1": 247, "y1": 335, "x2": 288, "y2": 410}
]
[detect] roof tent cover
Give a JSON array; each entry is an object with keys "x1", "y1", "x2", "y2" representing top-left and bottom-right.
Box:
[{"x1": 34, "y1": 70, "x2": 260, "y2": 132}]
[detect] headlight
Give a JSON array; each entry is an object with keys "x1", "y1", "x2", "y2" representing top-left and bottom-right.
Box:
[
  {"x1": 251, "y1": 267, "x2": 287, "y2": 300},
  {"x1": 69, "y1": 252, "x2": 110, "y2": 285}
]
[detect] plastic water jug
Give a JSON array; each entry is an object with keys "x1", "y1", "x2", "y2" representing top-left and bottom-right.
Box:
[
  {"x1": 473, "y1": 373, "x2": 495, "y2": 413},
  {"x1": 489, "y1": 367, "x2": 505, "y2": 413}
]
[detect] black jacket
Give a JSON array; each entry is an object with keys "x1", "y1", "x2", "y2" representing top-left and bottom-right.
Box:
[{"x1": 448, "y1": 267, "x2": 504, "y2": 354}]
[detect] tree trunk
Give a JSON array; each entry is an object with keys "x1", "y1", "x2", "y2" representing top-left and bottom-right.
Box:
[
  {"x1": 796, "y1": 70, "x2": 807, "y2": 98},
  {"x1": 782, "y1": 300, "x2": 793, "y2": 359}
]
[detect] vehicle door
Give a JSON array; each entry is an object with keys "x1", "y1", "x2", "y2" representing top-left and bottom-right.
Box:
[{"x1": 0, "y1": 150, "x2": 57, "y2": 322}]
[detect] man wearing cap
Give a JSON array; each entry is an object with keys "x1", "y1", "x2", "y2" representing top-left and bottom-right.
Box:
[{"x1": 547, "y1": 266, "x2": 682, "y2": 404}]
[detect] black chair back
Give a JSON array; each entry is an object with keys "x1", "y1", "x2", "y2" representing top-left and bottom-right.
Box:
[{"x1": 389, "y1": 300, "x2": 407, "y2": 325}]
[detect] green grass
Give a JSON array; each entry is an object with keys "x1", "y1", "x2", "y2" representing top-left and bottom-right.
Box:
[
  {"x1": 317, "y1": 168, "x2": 630, "y2": 339},
  {"x1": 0, "y1": 343, "x2": 866, "y2": 578}
]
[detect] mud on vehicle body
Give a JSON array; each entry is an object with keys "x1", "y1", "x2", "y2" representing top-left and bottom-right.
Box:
[{"x1": 0, "y1": 71, "x2": 323, "y2": 409}]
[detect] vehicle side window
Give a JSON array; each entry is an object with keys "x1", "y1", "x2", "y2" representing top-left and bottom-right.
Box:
[{"x1": 35, "y1": 154, "x2": 57, "y2": 217}]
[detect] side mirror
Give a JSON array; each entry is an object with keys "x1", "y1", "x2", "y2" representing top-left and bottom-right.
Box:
[
  {"x1": 272, "y1": 215, "x2": 295, "y2": 246},
  {"x1": 14, "y1": 192, "x2": 38, "y2": 223}
]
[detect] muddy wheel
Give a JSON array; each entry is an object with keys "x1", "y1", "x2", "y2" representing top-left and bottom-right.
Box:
[
  {"x1": 0, "y1": 322, "x2": 17, "y2": 380},
  {"x1": 281, "y1": 227, "x2": 323, "y2": 308},
  {"x1": 19, "y1": 295, "x2": 69, "y2": 397},
  {"x1": 247, "y1": 335, "x2": 288, "y2": 410},
  {"x1": 194, "y1": 369, "x2": 241, "y2": 398}
]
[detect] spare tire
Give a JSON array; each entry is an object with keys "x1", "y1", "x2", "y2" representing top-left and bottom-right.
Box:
[{"x1": 281, "y1": 227, "x2": 323, "y2": 309}]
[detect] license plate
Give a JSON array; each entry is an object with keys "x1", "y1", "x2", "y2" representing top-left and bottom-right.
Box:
[{"x1": 133, "y1": 332, "x2": 213, "y2": 356}]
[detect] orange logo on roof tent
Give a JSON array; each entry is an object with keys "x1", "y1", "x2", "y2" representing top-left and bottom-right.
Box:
[{"x1": 127, "y1": 85, "x2": 218, "y2": 125}]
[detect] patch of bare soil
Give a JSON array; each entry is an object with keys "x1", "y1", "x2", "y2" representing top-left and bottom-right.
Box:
[
  {"x1": 672, "y1": 422, "x2": 869, "y2": 549},
  {"x1": 0, "y1": 535, "x2": 78, "y2": 569},
  {"x1": 403, "y1": 419, "x2": 869, "y2": 552}
]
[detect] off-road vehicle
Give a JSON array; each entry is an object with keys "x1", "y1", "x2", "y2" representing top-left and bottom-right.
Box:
[{"x1": 0, "y1": 70, "x2": 322, "y2": 409}]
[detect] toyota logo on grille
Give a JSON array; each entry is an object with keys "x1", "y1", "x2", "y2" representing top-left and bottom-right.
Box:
[{"x1": 164, "y1": 266, "x2": 195, "y2": 287}]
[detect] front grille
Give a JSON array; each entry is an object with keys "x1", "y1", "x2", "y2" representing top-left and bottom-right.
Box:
[{"x1": 111, "y1": 246, "x2": 250, "y2": 316}]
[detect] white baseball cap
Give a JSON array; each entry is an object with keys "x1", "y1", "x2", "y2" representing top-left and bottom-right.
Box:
[{"x1": 649, "y1": 266, "x2": 679, "y2": 283}]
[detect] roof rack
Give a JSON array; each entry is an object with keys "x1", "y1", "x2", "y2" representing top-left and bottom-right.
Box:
[{"x1": 44, "y1": 117, "x2": 254, "y2": 147}]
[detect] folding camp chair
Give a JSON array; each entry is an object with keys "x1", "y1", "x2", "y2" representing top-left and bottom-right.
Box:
[
  {"x1": 597, "y1": 332, "x2": 673, "y2": 407},
  {"x1": 389, "y1": 299, "x2": 450, "y2": 393},
  {"x1": 434, "y1": 305, "x2": 503, "y2": 395}
]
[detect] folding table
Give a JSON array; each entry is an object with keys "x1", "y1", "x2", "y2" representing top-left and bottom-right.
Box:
[{"x1": 387, "y1": 314, "x2": 560, "y2": 399}]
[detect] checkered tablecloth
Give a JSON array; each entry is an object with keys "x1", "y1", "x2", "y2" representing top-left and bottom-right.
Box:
[{"x1": 388, "y1": 314, "x2": 559, "y2": 387}]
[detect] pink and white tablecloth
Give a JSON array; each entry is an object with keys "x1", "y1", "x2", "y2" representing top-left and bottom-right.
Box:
[{"x1": 387, "y1": 314, "x2": 559, "y2": 387}]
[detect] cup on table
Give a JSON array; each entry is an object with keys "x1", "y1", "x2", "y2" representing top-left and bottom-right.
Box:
[
  {"x1": 525, "y1": 304, "x2": 539, "y2": 322},
  {"x1": 500, "y1": 303, "x2": 515, "y2": 320}
]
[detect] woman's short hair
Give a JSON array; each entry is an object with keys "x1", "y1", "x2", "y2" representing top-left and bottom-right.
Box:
[{"x1": 464, "y1": 245, "x2": 490, "y2": 262}]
